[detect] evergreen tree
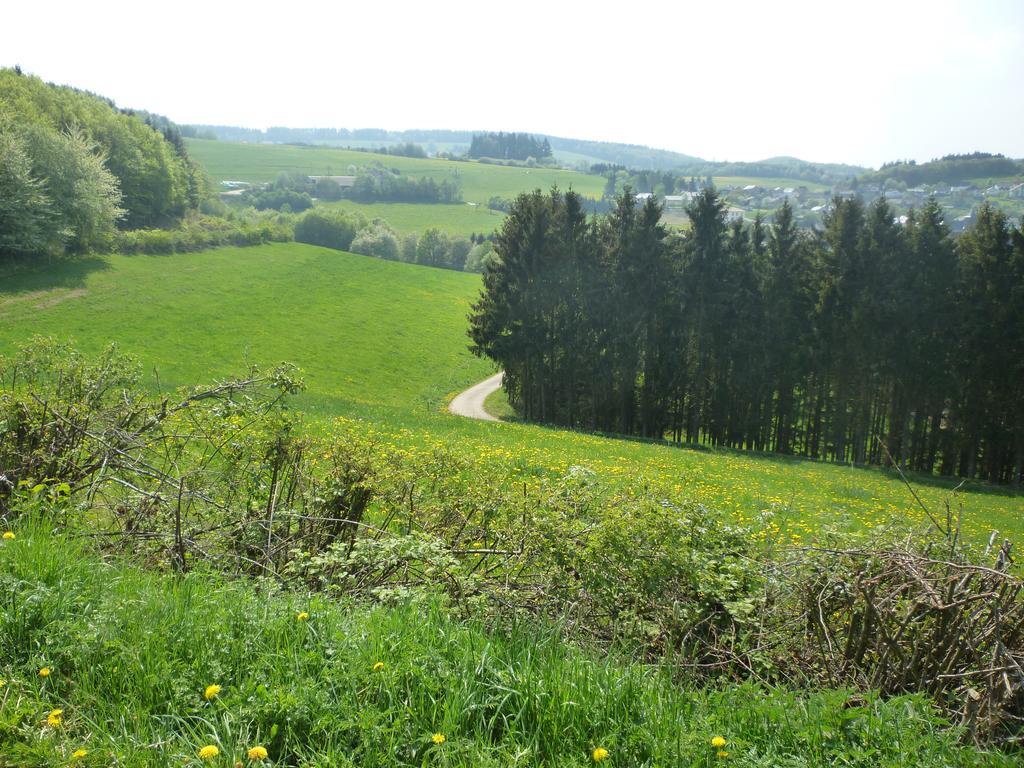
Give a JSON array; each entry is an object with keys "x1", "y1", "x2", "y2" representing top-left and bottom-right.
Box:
[{"x1": 469, "y1": 188, "x2": 1024, "y2": 483}]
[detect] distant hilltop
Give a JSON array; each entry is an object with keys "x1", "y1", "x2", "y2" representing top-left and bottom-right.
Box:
[{"x1": 180, "y1": 124, "x2": 864, "y2": 183}]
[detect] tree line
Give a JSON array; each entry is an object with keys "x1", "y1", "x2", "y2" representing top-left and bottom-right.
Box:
[
  {"x1": 865, "y1": 153, "x2": 1021, "y2": 187},
  {"x1": 238, "y1": 168, "x2": 462, "y2": 211},
  {"x1": 601, "y1": 168, "x2": 713, "y2": 197},
  {"x1": 349, "y1": 167, "x2": 462, "y2": 204},
  {"x1": 469, "y1": 188, "x2": 1024, "y2": 484},
  {"x1": 293, "y1": 208, "x2": 497, "y2": 272},
  {"x1": 468, "y1": 132, "x2": 552, "y2": 162}
]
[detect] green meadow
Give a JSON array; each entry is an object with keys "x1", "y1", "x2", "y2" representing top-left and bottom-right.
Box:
[
  {"x1": 318, "y1": 199, "x2": 506, "y2": 237},
  {"x1": 185, "y1": 139, "x2": 606, "y2": 202},
  {"x1": 0, "y1": 245, "x2": 490, "y2": 419},
  {"x1": 1, "y1": 245, "x2": 1020, "y2": 544}
]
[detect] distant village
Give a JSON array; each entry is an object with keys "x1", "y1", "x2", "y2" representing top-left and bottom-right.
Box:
[{"x1": 644, "y1": 179, "x2": 1024, "y2": 232}]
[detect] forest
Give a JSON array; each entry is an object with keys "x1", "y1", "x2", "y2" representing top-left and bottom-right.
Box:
[
  {"x1": 470, "y1": 188, "x2": 1024, "y2": 484},
  {"x1": 865, "y1": 152, "x2": 1022, "y2": 186},
  {"x1": 0, "y1": 68, "x2": 205, "y2": 259},
  {"x1": 468, "y1": 132, "x2": 552, "y2": 161}
]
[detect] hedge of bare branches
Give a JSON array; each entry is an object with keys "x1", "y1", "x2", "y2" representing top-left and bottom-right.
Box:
[{"x1": 2, "y1": 340, "x2": 1021, "y2": 746}]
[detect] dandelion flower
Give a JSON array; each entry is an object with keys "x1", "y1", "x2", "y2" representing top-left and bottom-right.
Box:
[
  {"x1": 432, "y1": 733, "x2": 446, "y2": 745},
  {"x1": 711, "y1": 736, "x2": 727, "y2": 749},
  {"x1": 2, "y1": 532, "x2": 14, "y2": 540},
  {"x1": 717, "y1": 750, "x2": 729, "y2": 758},
  {"x1": 247, "y1": 745, "x2": 268, "y2": 761},
  {"x1": 204, "y1": 684, "x2": 221, "y2": 701},
  {"x1": 592, "y1": 747, "x2": 610, "y2": 762},
  {"x1": 72, "y1": 749, "x2": 88, "y2": 759},
  {"x1": 0, "y1": 679, "x2": 6, "y2": 687},
  {"x1": 46, "y1": 708, "x2": 63, "y2": 727},
  {"x1": 39, "y1": 667, "x2": 51, "y2": 677},
  {"x1": 198, "y1": 745, "x2": 220, "y2": 760},
  {"x1": 372, "y1": 661, "x2": 385, "y2": 672},
  {"x1": 296, "y1": 611, "x2": 309, "y2": 622}
]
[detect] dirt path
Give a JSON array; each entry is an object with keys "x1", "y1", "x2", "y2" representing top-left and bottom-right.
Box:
[{"x1": 448, "y1": 372, "x2": 504, "y2": 421}]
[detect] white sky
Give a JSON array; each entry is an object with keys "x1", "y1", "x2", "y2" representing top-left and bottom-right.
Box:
[{"x1": 3, "y1": 0, "x2": 1022, "y2": 168}]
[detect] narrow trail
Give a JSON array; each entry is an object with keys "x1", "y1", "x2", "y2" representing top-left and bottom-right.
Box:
[{"x1": 448, "y1": 372, "x2": 504, "y2": 421}]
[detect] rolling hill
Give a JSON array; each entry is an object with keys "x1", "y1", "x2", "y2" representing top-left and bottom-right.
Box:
[
  {"x1": 185, "y1": 139, "x2": 607, "y2": 202},
  {"x1": 1, "y1": 245, "x2": 1019, "y2": 542}
]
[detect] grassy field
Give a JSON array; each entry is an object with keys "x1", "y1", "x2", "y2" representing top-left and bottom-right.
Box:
[
  {"x1": 185, "y1": 139, "x2": 606, "y2": 202},
  {"x1": 317, "y1": 199, "x2": 506, "y2": 237},
  {"x1": 1, "y1": 246, "x2": 1020, "y2": 545},
  {"x1": 0, "y1": 526, "x2": 1009, "y2": 767},
  {"x1": 0, "y1": 244, "x2": 491, "y2": 420}
]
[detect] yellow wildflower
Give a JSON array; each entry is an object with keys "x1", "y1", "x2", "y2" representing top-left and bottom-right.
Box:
[
  {"x1": 296, "y1": 611, "x2": 309, "y2": 622},
  {"x1": 592, "y1": 746, "x2": 610, "y2": 762},
  {"x1": 431, "y1": 733, "x2": 446, "y2": 744},
  {"x1": 46, "y1": 708, "x2": 63, "y2": 727},
  {"x1": 198, "y1": 745, "x2": 220, "y2": 760},
  {"x1": 39, "y1": 667, "x2": 51, "y2": 677},
  {"x1": 717, "y1": 750, "x2": 730, "y2": 758},
  {"x1": 372, "y1": 661, "x2": 385, "y2": 672},
  {"x1": 711, "y1": 736, "x2": 727, "y2": 748},
  {"x1": 204, "y1": 684, "x2": 221, "y2": 701},
  {"x1": 72, "y1": 748, "x2": 88, "y2": 759},
  {"x1": 2, "y1": 532, "x2": 14, "y2": 540},
  {"x1": 247, "y1": 745, "x2": 268, "y2": 760}
]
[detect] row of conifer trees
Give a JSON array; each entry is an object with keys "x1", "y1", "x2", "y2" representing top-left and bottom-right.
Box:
[{"x1": 469, "y1": 188, "x2": 1024, "y2": 483}]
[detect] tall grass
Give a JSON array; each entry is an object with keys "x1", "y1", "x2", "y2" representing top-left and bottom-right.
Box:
[{"x1": 0, "y1": 525, "x2": 1014, "y2": 767}]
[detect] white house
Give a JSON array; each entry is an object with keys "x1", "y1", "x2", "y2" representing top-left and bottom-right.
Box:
[{"x1": 309, "y1": 175, "x2": 356, "y2": 188}]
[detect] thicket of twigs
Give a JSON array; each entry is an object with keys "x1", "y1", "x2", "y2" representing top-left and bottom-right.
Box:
[{"x1": 1, "y1": 340, "x2": 1020, "y2": 745}]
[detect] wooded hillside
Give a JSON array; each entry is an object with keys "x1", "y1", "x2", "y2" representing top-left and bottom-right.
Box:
[{"x1": 0, "y1": 67, "x2": 206, "y2": 261}]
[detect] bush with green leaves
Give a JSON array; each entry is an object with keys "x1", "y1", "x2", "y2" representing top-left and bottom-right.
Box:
[
  {"x1": 116, "y1": 211, "x2": 293, "y2": 254},
  {"x1": 294, "y1": 208, "x2": 364, "y2": 251},
  {"x1": 243, "y1": 187, "x2": 312, "y2": 213},
  {"x1": 464, "y1": 241, "x2": 498, "y2": 273},
  {"x1": 350, "y1": 219, "x2": 400, "y2": 260}
]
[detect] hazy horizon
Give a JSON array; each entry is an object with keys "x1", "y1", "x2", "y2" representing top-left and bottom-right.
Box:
[{"x1": 3, "y1": 0, "x2": 1022, "y2": 169}]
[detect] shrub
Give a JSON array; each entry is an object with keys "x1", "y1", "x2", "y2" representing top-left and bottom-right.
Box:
[
  {"x1": 399, "y1": 233, "x2": 418, "y2": 263},
  {"x1": 244, "y1": 187, "x2": 313, "y2": 212},
  {"x1": 294, "y1": 209, "x2": 363, "y2": 251},
  {"x1": 115, "y1": 212, "x2": 293, "y2": 255},
  {"x1": 415, "y1": 228, "x2": 451, "y2": 268},
  {"x1": 447, "y1": 237, "x2": 472, "y2": 271},
  {"x1": 5, "y1": 342, "x2": 1022, "y2": 746},
  {"x1": 464, "y1": 241, "x2": 498, "y2": 273},
  {"x1": 350, "y1": 220, "x2": 400, "y2": 260},
  {"x1": 487, "y1": 195, "x2": 512, "y2": 212}
]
